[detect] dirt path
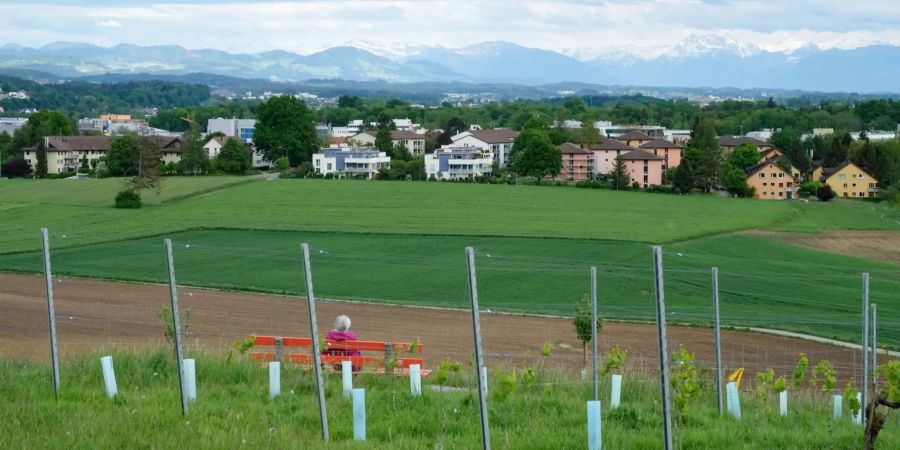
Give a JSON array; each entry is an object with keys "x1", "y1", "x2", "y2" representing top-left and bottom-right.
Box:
[
  {"x1": 0, "y1": 273, "x2": 877, "y2": 381},
  {"x1": 748, "y1": 230, "x2": 900, "y2": 264}
]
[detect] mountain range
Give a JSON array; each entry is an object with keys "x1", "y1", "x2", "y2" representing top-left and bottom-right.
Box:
[{"x1": 1, "y1": 39, "x2": 900, "y2": 93}]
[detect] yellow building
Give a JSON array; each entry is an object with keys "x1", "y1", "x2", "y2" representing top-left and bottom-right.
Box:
[
  {"x1": 746, "y1": 160, "x2": 798, "y2": 200},
  {"x1": 819, "y1": 161, "x2": 878, "y2": 198}
]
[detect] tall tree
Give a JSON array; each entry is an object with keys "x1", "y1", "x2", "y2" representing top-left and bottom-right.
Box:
[
  {"x1": 130, "y1": 128, "x2": 161, "y2": 193},
  {"x1": 728, "y1": 143, "x2": 761, "y2": 171},
  {"x1": 254, "y1": 96, "x2": 318, "y2": 165},
  {"x1": 722, "y1": 165, "x2": 751, "y2": 197},
  {"x1": 0, "y1": 131, "x2": 11, "y2": 164},
  {"x1": 10, "y1": 110, "x2": 74, "y2": 159},
  {"x1": 610, "y1": 156, "x2": 629, "y2": 190},
  {"x1": 392, "y1": 141, "x2": 412, "y2": 161},
  {"x1": 107, "y1": 134, "x2": 137, "y2": 176},
  {"x1": 375, "y1": 126, "x2": 393, "y2": 155},
  {"x1": 437, "y1": 116, "x2": 466, "y2": 146},
  {"x1": 34, "y1": 138, "x2": 47, "y2": 178},
  {"x1": 217, "y1": 139, "x2": 252, "y2": 174},
  {"x1": 508, "y1": 128, "x2": 562, "y2": 178},
  {"x1": 688, "y1": 116, "x2": 723, "y2": 192},
  {"x1": 178, "y1": 120, "x2": 207, "y2": 175},
  {"x1": 579, "y1": 113, "x2": 601, "y2": 149}
]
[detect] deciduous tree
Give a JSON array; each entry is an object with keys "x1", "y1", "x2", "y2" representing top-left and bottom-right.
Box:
[
  {"x1": 216, "y1": 139, "x2": 251, "y2": 174},
  {"x1": 508, "y1": 128, "x2": 561, "y2": 178},
  {"x1": 254, "y1": 96, "x2": 318, "y2": 165}
]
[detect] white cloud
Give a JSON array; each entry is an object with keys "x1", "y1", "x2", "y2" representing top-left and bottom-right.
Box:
[
  {"x1": 95, "y1": 19, "x2": 123, "y2": 28},
  {"x1": 0, "y1": 0, "x2": 898, "y2": 57}
]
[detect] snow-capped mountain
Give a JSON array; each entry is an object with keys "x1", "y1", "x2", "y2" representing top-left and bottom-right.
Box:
[{"x1": 2, "y1": 38, "x2": 900, "y2": 92}]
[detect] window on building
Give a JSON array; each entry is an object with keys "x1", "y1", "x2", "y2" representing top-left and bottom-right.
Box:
[
  {"x1": 859, "y1": 174, "x2": 865, "y2": 179},
  {"x1": 838, "y1": 174, "x2": 846, "y2": 180},
  {"x1": 327, "y1": 163, "x2": 332, "y2": 170}
]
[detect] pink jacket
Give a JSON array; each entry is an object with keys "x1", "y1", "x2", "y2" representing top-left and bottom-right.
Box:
[{"x1": 324, "y1": 330, "x2": 361, "y2": 357}]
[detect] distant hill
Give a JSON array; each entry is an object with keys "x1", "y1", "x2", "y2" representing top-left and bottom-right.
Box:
[{"x1": 2, "y1": 40, "x2": 900, "y2": 92}]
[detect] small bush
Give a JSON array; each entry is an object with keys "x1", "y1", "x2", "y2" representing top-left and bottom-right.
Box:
[
  {"x1": 114, "y1": 189, "x2": 142, "y2": 209},
  {"x1": 1, "y1": 158, "x2": 32, "y2": 177},
  {"x1": 816, "y1": 184, "x2": 835, "y2": 202}
]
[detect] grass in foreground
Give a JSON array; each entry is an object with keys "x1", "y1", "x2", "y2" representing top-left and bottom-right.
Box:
[
  {"x1": 1, "y1": 352, "x2": 895, "y2": 449},
  {"x1": 5, "y1": 178, "x2": 888, "y2": 254},
  {"x1": 1, "y1": 229, "x2": 898, "y2": 347}
]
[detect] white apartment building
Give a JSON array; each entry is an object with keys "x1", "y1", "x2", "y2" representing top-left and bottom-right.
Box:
[
  {"x1": 425, "y1": 147, "x2": 493, "y2": 180},
  {"x1": 312, "y1": 147, "x2": 391, "y2": 179},
  {"x1": 450, "y1": 129, "x2": 519, "y2": 167}
]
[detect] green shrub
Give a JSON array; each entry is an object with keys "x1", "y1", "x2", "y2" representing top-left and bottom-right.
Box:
[{"x1": 114, "y1": 189, "x2": 142, "y2": 209}]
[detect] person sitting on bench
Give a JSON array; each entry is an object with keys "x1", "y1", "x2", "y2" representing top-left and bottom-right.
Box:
[{"x1": 323, "y1": 315, "x2": 362, "y2": 372}]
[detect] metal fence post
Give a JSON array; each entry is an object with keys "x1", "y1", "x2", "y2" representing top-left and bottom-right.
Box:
[
  {"x1": 861, "y1": 273, "x2": 869, "y2": 421},
  {"x1": 872, "y1": 303, "x2": 877, "y2": 388},
  {"x1": 590, "y1": 266, "x2": 599, "y2": 402},
  {"x1": 712, "y1": 267, "x2": 723, "y2": 417},
  {"x1": 465, "y1": 247, "x2": 491, "y2": 450},
  {"x1": 301, "y1": 243, "x2": 329, "y2": 442},
  {"x1": 41, "y1": 228, "x2": 60, "y2": 398},
  {"x1": 652, "y1": 246, "x2": 673, "y2": 450},
  {"x1": 164, "y1": 239, "x2": 188, "y2": 415}
]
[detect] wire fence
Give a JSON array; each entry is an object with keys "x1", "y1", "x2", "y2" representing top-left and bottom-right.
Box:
[{"x1": 2, "y1": 227, "x2": 896, "y2": 392}]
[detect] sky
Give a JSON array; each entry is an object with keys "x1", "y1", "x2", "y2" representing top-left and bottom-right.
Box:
[{"x1": 2, "y1": 0, "x2": 900, "y2": 58}]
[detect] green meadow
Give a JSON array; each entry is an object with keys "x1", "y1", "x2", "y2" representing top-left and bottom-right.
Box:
[
  {"x1": 1, "y1": 352, "x2": 895, "y2": 449},
  {"x1": 1, "y1": 177, "x2": 899, "y2": 345}
]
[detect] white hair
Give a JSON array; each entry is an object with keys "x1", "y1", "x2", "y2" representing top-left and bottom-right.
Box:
[{"x1": 334, "y1": 315, "x2": 351, "y2": 332}]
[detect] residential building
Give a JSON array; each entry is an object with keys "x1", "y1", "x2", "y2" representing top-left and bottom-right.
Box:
[
  {"x1": 203, "y1": 136, "x2": 251, "y2": 159},
  {"x1": 316, "y1": 124, "x2": 332, "y2": 138},
  {"x1": 746, "y1": 129, "x2": 775, "y2": 141},
  {"x1": 603, "y1": 124, "x2": 665, "y2": 139},
  {"x1": 207, "y1": 118, "x2": 256, "y2": 142},
  {"x1": 589, "y1": 139, "x2": 635, "y2": 175},
  {"x1": 425, "y1": 147, "x2": 493, "y2": 180},
  {"x1": 352, "y1": 130, "x2": 426, "y2": 156},
  {"x1": 23, "y1": 136, "x2": 182, "y2": 173},
  {"x1": 639, "y1": 139, "x2": 683, "y2": 171},
  {"x1": 555, "y1": 143, "x2": 594, "y2": 181},
  {"x1": 718, "y1": 136, "x2": 774, "y2": 155},
  {"x1": 332, "y1": 126, "x2": 361, "y2": 137},
  {"x1": 620, "y1": 149, "x2": 665, "y2": 188},
  {"x1": 0, "y1": 117, "x2": 27, "y2": 136},
  {"x1": 450, "y1": 129, "x2": 519, "y2": 167},
  {"x1": 817, "y1": 161, "x2": 879, "y2": 198},
  {"x1": 664, "y1": 129, "x2": 692, "y2": 144},
  {"x1": 617, "y1": 130, "x2": 656, "y2": 148},
  {"x1": 746, "y1": 160, "x2": 798, "y2": 200},
  {"x1": 759, "y1": 148, "x2": 786, "y2": 162},
  {"x1": 312, "y1": 147, "x2": 390, "y2": 179},
  {"x1": 157, "y1": 136, "x2": 185, "y2": 166}
]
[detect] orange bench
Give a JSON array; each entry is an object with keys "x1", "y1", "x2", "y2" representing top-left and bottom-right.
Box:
[{"x1": 249, "y1": 335, "x2": 430, "y2": 376}]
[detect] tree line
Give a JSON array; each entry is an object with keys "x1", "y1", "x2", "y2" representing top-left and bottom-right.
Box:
[{"x1": 0, "y1": 75, "x2": 210, "y2": 117}]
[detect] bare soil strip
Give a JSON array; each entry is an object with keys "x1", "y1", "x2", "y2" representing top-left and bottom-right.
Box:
[
  {"x1": 748, "y1": 230, "x2": 900, "y2": 264},
  {"x1": 0, "y1": 273, "x2": 877, "y2": 380}
]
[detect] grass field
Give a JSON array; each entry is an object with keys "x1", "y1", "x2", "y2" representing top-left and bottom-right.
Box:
[
  {"x1": 2, "y1": 352, "x2": 895, "y2": 449},
  {"x1": 1, "y1": 177, "x2": 899, "y2": 347},
  {"x1": 1, "y1": 229, "x2": 898, "y2": 347},
  {"x1": 2, "y1": 178, "x2": 899, "y2": 255},
  {"x1": 0, "y1": 176, "x2": 259, "y2": 206}
]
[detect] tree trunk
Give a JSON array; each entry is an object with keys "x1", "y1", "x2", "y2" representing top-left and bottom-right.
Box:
[{"x1": 865, "y1": 394, "x2": 900, "y2": 450}]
